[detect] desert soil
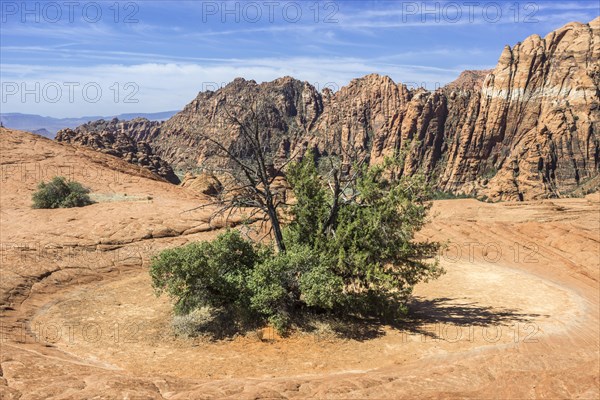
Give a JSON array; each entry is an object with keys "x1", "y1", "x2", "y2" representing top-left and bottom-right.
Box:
[{"x1": 1, "y1": 129, "x2": 599, "y2": 399}]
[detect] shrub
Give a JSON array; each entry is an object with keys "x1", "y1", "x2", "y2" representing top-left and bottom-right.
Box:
[
  {"x1": 286, "y1": 156, "x2": 443, "y2": 322},
  {"x1": 247, "y1": 252, "x2": 298, "y2": 332},
  {"x1": 298, "y1": 261, "x2": 344, "y2": 310},
  {"x1": 150, "y1": 230, "x2": 262, "y2": 315},
  {"x1": 32, "y1": 176, "x2": 93, "y2": 209},
  {"x1": 247, "y1": 245, "x2": 337, "y2": 332},
  {"x1": 171, "y1": 306, "x2": 214, "y2": 337},
  {"x1": 150, "y1": 154, "x2": 443, "y2": 336}
]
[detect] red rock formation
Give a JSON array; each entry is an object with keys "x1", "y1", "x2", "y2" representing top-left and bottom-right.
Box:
[
  {"x1": 444, "y1": 69, "x2": 493, "y2": 92},
  {"x1": 441, "y1": 18, "x2": 599, "y2": 200},
  {"x1": 56, "y1": 118, "x2": 180, "y2": 184},
  {"x1": 66, "y1": 18, "x2": 599, "y2": 200}
]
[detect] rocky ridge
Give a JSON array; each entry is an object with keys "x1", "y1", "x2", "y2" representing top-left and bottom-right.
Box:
[
  {"x1": 60, "y1": 18, "x2": 599, "y2": 200},
  {"x1": 56, "y1": 118, "x2": 180, "y2": 184},
  {"x1": 444, "y1": 69, "x2": 494, "y2": 91}
]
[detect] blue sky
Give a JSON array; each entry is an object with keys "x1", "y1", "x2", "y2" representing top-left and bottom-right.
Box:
[{"x1": 1, "y1": 0, "x2": 598, "y2": 117}]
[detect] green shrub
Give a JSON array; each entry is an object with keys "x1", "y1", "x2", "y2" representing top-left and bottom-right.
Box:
[
  {"x1": 247, "y1": 245, "x2": 339, "y2": 333},
  {"x1": 299, "y1": 262, "x2": 344, "y2": 310},
  {"x1": 247, "y1": 251, "x2": 298, "y2": 331},
  {"x1": 149, "y1": 230, "x2": 262, "y2": 315},
  {"x1": 286, "y1": 157, "x2": 443, "y2": 322},
  {"x1": 32, "y1": 176, "x2": 93, "y2": 209},
  {"x1": 150, "y1": 154, "x2": 443, "y2": 336}
]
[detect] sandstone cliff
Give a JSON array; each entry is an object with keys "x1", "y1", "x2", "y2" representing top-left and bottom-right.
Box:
[
  {"x1": 442, "y1": 18, "x2": 600, "y2": 200},
  {"x1": 62, "y1": 18, "x2": 599, "y2": 200},
  {"x1": 444, "y1": 69, "x2": 493, "y2": 92}
]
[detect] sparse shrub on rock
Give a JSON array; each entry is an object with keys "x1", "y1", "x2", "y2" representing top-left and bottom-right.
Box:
[{"x1": 32, "y1": 176, "x2": 93, "y2": 209}]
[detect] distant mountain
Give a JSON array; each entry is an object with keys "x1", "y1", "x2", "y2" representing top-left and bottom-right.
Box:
[
  {"x1": 65, "y1": 18, "x2": 598, "y2": 201},
  {"x1": 443, "y1": 69, "x2": 493, "y2": 91},
  {"x1": 0, "y1": 111, "x2": 179, "y2": 138},
  {"x1": 32, "y1": 128, "x2": 52, "y2": 137}
]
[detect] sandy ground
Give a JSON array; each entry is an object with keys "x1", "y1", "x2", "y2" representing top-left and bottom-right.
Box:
[
  {"x1": 1, "y1": 129, "x2": 599, "y2": 399},
  {"x1": 30, "y1": 259, "x2": 581, "y2": 381}
]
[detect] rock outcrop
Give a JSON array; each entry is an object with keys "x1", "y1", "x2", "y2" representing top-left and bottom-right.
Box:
[
  {"x1": 444, "y1": 69, "x2": 493, "y2": 92},
  {"x1": 56, "y1": 118, "x2": 180, "y2": 184},
  {"x1": 63, "y1": 18, "x2": 599, "y2": 200},
  {"x1": 129, "y1": 76, "x2": 323, "y2": 172},
  {"x1": 440, "y1": 18, "x2": 600, "y2": 200},
  {"x1": 180, "y1": 172, "x2": 223, "y2": 196}
]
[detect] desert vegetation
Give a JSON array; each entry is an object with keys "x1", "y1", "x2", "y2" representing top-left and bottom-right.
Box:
[
  {"x1": 150, "y1": 150, "x2": 443, "y2": 335},
  {"x1": 32, "y1": 176, "x2": 93, "y2": 209},
  {"x1": 150, "y1": 98, "x2": 443, "y2": 336}
]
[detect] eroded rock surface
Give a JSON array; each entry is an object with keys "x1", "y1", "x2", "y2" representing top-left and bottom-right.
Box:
[
  {"x1": 56, "y1": 118, "x2": 180, "y2": 184},
  {"x1": 2, "y1": 127, "x2": 599, "y2": 399}
]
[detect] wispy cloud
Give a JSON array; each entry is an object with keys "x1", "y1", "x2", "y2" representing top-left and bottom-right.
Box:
[
  {"x1": 1, "y1": 0, "x2": 596, "y2": 117},
  {"x1": 335, "y1": 1, "x2": 598, "y2": 30},
  {"x1": 1, "y1": 58, "x2": 468, "y2": 117}
]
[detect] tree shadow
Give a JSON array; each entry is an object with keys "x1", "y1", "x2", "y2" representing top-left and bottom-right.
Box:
[
  {"x1": 296, "y1": 313, "x2": 388, "y2": 341},
  {"x1": 177, "y1": 297, "x2": 548, "y2": 342},
  {"x1": 388, "y1": 296, "x2": 548, "y2": 340},
  {"x1": 307, "y1": 296, "x2": 549, "y2": 342}
]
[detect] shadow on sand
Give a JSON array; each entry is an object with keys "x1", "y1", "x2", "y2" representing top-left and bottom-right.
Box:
[
  {"x1": 312, "y1": 296, "x2": 548, "y2": 342},
  {"x1": 180, "y1": 297, "x2": 548, "y2": 342}
]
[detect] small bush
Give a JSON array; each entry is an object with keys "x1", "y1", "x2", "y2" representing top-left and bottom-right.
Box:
[
  {"x1": 150, "y1": 230, "x2": 262, "y2": 315},
  {"x1": 171, "y1": 306, "x2": 214, "y2": 337},
  {"x1": 32, "y1": 176, "x2": 93, "y2": 209}
]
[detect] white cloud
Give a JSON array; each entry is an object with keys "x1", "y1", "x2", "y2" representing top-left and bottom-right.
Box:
[{"x1": 1, "y1": 58, "x2": 469, "y2": 118}]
